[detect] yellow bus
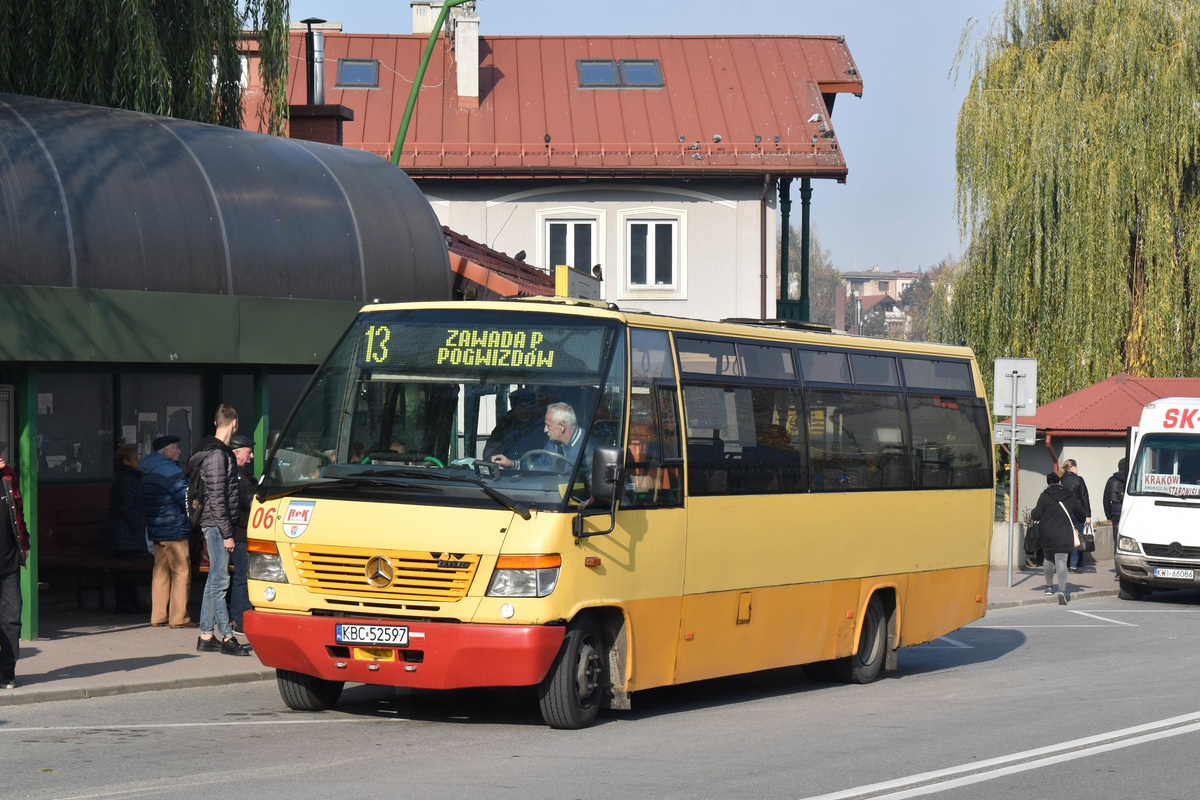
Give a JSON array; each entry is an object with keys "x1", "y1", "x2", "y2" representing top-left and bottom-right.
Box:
[{"x1": 244, "y1": 299, "x2": 994, "y2": 728}]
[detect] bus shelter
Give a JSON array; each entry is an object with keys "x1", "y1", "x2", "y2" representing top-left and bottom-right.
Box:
[{"x1": 0, "y1": 92, "x2": 451, "y2": 637}]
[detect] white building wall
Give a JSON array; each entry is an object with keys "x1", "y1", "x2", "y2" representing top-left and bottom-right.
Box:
[{"x1": 417, "y1": 179, "x2": 780, "y2": 322}]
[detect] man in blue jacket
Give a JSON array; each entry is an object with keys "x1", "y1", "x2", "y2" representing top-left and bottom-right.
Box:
[{"x1": 141, "y1": 435, "x2": 194, "y2": 628}]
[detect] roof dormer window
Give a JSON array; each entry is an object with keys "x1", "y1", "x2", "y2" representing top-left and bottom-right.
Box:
[{"x1": 577, "y1": 59, "x2": 663, "y2": 89}]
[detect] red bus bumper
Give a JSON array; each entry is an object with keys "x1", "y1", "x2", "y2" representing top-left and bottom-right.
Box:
[{"x1": 243, "y1": 610, "x2": 566, "y2": 690}]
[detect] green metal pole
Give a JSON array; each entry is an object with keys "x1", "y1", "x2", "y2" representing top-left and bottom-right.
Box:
[
  {"x1": 799, "y1": 177, "x2": 812, "y2": 322},
  {"x1": 253, "y1": 368, "x2": 269, "y2": 480},
  {"x1": 18, "y1": 365, "x2": 37, "y2": 640},
  {"x1": 391, "y1": 0, "x2": 472, "y2": 165},
  {"x1": 778, "y1": 177, "x2": 793, "y2": 303}
]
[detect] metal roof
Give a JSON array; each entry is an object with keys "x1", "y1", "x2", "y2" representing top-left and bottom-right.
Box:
[
  {"x1": 1008, "y1": 373, "x2": 1200, "y2": 435},
  {"x1": 0, "y1": 92, "x2": 450, "y2": 304},
  {"x1": 444, "y1": 226, "x2": 554, "y2": 298},
  {"x1": 284, "y1": 33, "x2": 862, "y2": 179}
]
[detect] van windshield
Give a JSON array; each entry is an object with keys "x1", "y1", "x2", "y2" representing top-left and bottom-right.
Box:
[
  {"x1": 262, "y1": 308, "x2": 626, "y2": 512},
  {"x1": 1129, "y1": 434, "x2": 1200, "y2": 498}
]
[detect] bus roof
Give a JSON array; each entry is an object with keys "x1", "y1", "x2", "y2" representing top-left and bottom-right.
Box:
[{"x1": 358, "y1": 298, "x2": 977, "y2": 361}]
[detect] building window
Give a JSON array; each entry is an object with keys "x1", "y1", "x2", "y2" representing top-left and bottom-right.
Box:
[
  {"x1": 336, "y1": 58, "x2": 379, "y2": 88},
  {"x1": 546, "y1": 219, "x2": 597, "y2": 271},
  {"x1": 577, "y1": 59, "x2": 663, "y2": 89},
  {"x1": 627, "y1": 219, "x2": 678, "y2": 289},
  {"x1": 879, "y1": 281, "x2": 890, "y2": 293}
]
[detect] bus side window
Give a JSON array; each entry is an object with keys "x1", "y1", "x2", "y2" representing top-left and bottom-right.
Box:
[{"x1": 624, "y1": 329, "x2": 682, "y2": 508}]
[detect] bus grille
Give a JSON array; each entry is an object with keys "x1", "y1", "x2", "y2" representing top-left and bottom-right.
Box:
[
  {"x1": 289, "y1": 544, "x2": 480, "y2": 602},
  {"x1": 1142, "y1": 543, "x2": 1200, "y2": 559}
]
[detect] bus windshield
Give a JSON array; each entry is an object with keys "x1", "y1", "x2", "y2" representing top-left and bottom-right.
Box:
[
  {"x1": 1129, "y1": 433, "x2": 1200, "y2": 498},
  {"x1": 262, "y1": 308, "x2": 626, "y2": 512}
]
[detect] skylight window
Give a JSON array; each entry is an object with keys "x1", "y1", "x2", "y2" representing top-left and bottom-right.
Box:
[
  {"x1": 335, "y1": 58, "x2": 379, "y2": 88},
  {"x1": 577, "y1": 59, "x2": 663, "y2": 89}
]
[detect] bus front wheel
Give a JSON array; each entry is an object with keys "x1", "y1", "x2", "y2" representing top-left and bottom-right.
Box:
[
  {"x1": 538, "y1": 615, "x2": 606, "y2": 729},
  {"x1": 832, "y1": 595, "x2": 887, "y2": 684},
  {"x1": 277, "y1": 669, "x2": 344, "y2": 711}
]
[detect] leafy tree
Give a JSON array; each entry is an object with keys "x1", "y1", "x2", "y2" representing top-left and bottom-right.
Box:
[
  {"x1": 777, "y1": 223, "x2": 841, "y2": 325},
  {"x1": 900, "y1": 274, "x2": 934, "y2": 342},
  {"x1": 0, "y1": 0, "x2": 290, "y2": 134},
  {"x1": 860, "y1": 302, "x2": 891, "y2": 339},
  {"x1": 938, "y1": 0, "x2": 1200, "y2": 401}
]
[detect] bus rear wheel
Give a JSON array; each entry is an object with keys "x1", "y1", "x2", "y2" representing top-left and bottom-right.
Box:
[
  {"x1": 277, "y1": 669, "x2": 344, "y2": 711},
  {"x1": 538, "y1": 615, "x2": 606, "y2": 729},
  {"x1": 832, "y1": 595, "x2": 887, "y2": 684}
]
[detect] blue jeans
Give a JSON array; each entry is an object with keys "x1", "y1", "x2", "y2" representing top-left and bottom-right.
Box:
[
  {"x1": 199, "y1": 527, "x2": 233, "y2": 639},
  {"x1": 0, "y1": 570, "x2": 20, "y2": 677},
  {"x1": 230, "y1": 541, "x2": 251, "y2": 627}
]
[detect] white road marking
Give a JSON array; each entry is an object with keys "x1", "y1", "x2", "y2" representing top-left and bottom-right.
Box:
[
  {"x1": 1068, "y1": 610, "x2": 1138, "y2": 626},
  {"x1": 799, "y1": 710, "x2": 1200, "y2": 800},
  {"x1": 0, "y1": 717, "x2": 373, "y2": 734},
  {"x1": 915, "y1": 635, "x2": 972, "y2": 649}
]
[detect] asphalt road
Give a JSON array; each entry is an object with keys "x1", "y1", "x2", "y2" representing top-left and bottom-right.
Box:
[{"x1": 5, "y1": 590, "x2": 1200, "y2": 800}]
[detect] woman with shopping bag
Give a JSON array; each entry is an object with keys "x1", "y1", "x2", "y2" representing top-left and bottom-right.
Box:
[{"x1": 1029, "y1": 471, "x2": 1087, "y2": 604}]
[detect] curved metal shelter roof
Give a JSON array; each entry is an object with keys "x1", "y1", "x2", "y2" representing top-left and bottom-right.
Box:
[{"x1": 0, "y1": 92, "x2": 450, "y2": 303}]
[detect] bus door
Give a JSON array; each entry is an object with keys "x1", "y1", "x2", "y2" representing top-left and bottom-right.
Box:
[{"x1": 584, "y1": 328, "x2": 685, "y2": 692}]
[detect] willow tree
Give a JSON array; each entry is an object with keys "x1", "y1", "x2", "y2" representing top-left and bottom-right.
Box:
[
  {"x1": 0, "y1": 0, "x2": 290, "y2": 134},
  {"x1": 938, "y1": 0, "x2": 1200, "y2": 401}
]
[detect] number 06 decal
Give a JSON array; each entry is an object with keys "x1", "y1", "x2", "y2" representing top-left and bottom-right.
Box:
[{"x1": 251, "y1": 507, "x2": 277, "y2": 529}]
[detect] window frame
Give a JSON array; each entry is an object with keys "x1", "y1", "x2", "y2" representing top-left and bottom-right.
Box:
[
  {"x1": 576, "y1": 58, "x2": 664, "y2": 89},
  {"x1": 335, "y1": 58, "x2": 380, "y2": 89},
  {"x1": 618, "y1": 207, "x2": 687, "y2": 300}
]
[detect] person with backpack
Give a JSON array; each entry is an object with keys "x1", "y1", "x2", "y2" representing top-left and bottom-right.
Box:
[
  {"x1": 188, "y1": 404, "x2": 250, "y2": 656},
  {"x1": 142, "y1": 435, "x2": 195, "y2": 628},
  {"x1": 1103, "y1": 457, "x2": 1128, "y2": 553}
]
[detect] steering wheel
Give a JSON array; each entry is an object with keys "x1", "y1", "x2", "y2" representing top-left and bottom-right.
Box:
[{"x1": 519, "y1": 449, "x2": 572, "y2": 471}]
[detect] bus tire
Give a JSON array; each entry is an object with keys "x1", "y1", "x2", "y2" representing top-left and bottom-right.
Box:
[
  {"x1": 832, "y1": 595, "x2": 887, "y2": 685},
  {"x1": 277, "y1": 669, "x2": 344, "y2": 711},
  {"x1": 1118, "y1": 578, "x2": 1146, "y2": 601},
  {"x1": 538, "y1": 615, "x2": 606, "y2": 729}
]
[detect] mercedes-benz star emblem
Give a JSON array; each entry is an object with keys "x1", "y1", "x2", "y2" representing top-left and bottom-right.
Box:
[
  {"x1": 1168, "y1": 542, "x2": 1186, "y2": 558},
  {"x1": 365, "y1": 556, "x2": 395, "y2": 588}
]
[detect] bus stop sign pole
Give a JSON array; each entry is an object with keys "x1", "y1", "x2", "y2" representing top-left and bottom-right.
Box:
[{"x1": 993, "y1": 358, "x2": 1038, "y2": 588}]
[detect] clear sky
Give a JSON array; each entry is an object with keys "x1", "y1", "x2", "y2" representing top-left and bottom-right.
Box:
[{"x1": 287, "y1": 0, "x2": 1003, "y2": 275}]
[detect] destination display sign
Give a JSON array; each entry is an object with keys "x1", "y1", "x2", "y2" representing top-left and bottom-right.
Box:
[{"x1": 357, "y1": 320, "x2": 608, "y2": 376}]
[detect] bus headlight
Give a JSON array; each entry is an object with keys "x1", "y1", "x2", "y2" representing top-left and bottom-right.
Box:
[
  {"x1": 247, "y1": 539, "x2": 288, "y2": 583},
  {"x1": 487, "y1": 555, "x2": 561, "y2": 598},
  {"x1": 1117, "y1": 536, "x2": 1140, "y2": 554}
]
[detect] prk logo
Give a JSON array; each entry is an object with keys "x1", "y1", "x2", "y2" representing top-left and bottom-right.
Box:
[
  {"x1": 1164, "y1": 408, "x2": 1199, "y2": 429},
  {"x1": 282, "y1": 501, "x2": 316, "y2": 538}
]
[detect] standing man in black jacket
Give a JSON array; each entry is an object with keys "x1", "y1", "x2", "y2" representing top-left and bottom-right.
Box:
[
  {"x1": 189, "y1": 404, "x2": 250, "y2": 656},
  {"x1": 1060, "y1": 458, "x2": 1092, "y2": 572},
  {"x1": 228, "y1": 433, "x2": 255, "y2": 634},
  {"x1": 0, "y1": 443, "x2": 29, "y2": 688},
  {"x1": 1103, "y1": 458, "x2": 1128, "y2": 553}
]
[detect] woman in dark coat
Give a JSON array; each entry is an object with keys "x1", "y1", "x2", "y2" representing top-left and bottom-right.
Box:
[{"x1": 1030, "y1": 471, "x2": 1087, "y2": 604}]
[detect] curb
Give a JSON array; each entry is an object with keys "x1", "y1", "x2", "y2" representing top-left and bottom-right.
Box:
[
  {"x1": 0, "y1": 669, "x2": 274, "y2": 707},
  {"x1": 988, "y1": 588, "x2": 1120, "y2": 610}
]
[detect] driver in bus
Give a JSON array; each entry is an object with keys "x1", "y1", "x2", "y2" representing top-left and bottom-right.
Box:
[
  {"x1": 491, "y1": 402, "x2": 589, "y2": 474},
  {"x1": 482, "y1": 389, "x2": 544, "y2": 463}
]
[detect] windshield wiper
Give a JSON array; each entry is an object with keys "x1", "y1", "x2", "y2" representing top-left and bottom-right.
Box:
[
  {"x1": 257, "y1": 475, "x2": 429, "y2": 502},
  {"x1": 364, "y1": 467, "x2": 533, "y2": 520}
]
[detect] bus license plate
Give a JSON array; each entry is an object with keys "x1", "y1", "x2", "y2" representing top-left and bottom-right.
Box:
[
  {"x1": 1153, "y1": 567, "x2": 1195, "y2": 580},
  {"x1": 335, "y1": 624, "x2": 409, "y2": 646}
]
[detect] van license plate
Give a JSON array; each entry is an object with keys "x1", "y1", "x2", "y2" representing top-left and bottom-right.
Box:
[
  {"x1": 1153, "y1": 568, "x2": 1195, "y2": 580},
  {"x1": 336, "y1": 624, "x2": 409, "y2": 646}
]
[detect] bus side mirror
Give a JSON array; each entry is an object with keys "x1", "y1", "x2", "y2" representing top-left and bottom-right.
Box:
[{"x1": 589, "y1": 446, "x2": 623, "y2": 501}]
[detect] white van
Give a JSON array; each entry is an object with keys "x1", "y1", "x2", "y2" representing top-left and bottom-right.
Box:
[{"x1": 1115, "y1": 397, "x2": 1200, "y2": 600}]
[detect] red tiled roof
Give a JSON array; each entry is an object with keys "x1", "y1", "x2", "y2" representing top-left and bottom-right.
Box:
[
  {"x1": 444, "y1": 226, "x2": 554, "y2": 298},
  {"x1": 1008, "y1": 373, "x2": 1200, "y2": 435},
  {"x1": 858, "y1": 294, "x2": 899, "y2": 315},
  {"x1": 280, "y1": 32, "x2": 862, "y2": 178}
]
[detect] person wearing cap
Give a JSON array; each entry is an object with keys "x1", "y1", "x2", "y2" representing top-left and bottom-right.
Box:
[
  {"x1": 482, "y1": 388, "x2": 545, "y2": 463},
  {"x1": 103, "y1": 445, "x2": 150, "y2": 613},
  {"x1": 0, "y1": 442, "x2": 29, "y2": 689},
  {"x1": 228, "y1": 432, "x2": 256, "y2": 633},
  {"x1": 141, "y1": 435, "x2": 194, "y2": 627}
]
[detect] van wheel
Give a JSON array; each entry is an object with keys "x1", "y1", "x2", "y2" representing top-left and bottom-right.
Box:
[
  {"x1": 832, "y1": 595, "x2": 887, "y2": 684},
  {"x1": 538, "y1": 615, "x2": 606, "y2": 729},
  {"x1": 1118, "y1": 578, "x2": 1146, "y2": 601},
  {"x1": 277, "y1": 669, "x2": 344, "y2": 711}
]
